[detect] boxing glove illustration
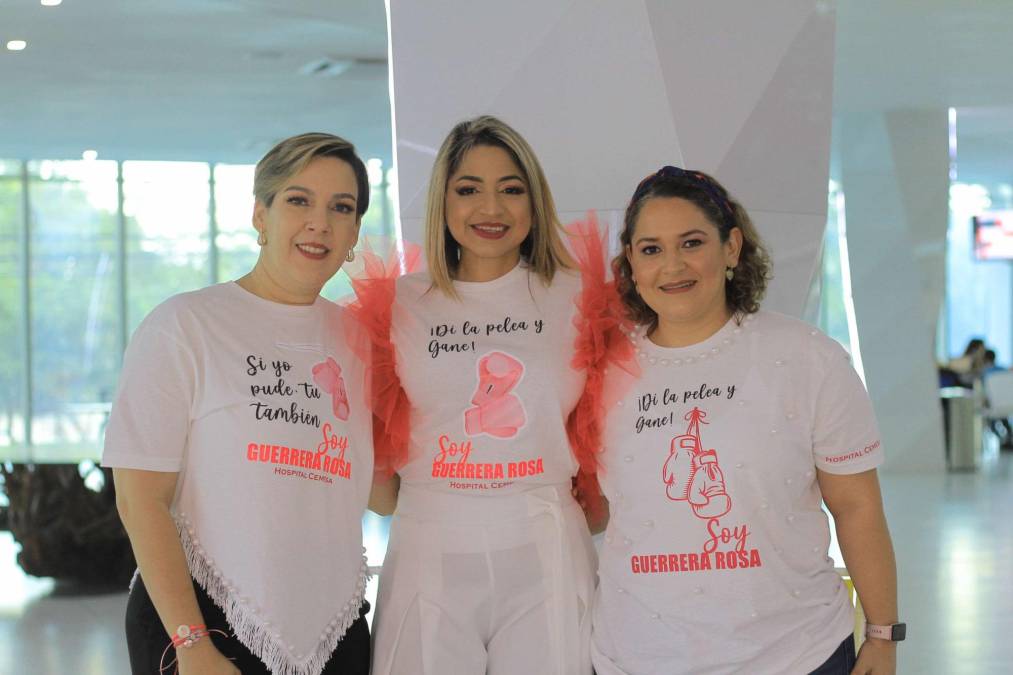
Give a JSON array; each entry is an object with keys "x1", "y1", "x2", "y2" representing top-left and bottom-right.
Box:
[
  {"x1": 687, "y1": 450, "x2": 732, "y2": 519},
  {"x1": 664, "y1": 407, "x2": 732, "y2": 519},
  {"x1": 464, "y1": 351, "x2": 526, "y2": 438},
  {"x1": 663, "y1": 434, "x2": 697, "y2": 502},
  {"x1": 311, "y1": 357, "x2": 350, "y2": 421}
]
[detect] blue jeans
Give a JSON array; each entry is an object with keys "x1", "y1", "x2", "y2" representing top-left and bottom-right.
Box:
[{"x1": 808, "y1": 635, "x2": 857, "y2": 675}]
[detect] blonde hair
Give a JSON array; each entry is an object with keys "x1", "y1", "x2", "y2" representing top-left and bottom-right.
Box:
[
  {"x1": 253, "y1": 132, "x2": 369, "y2": 215},
  {"x1": 424, "y1": 115, "x2": 571, "y2": 297}
]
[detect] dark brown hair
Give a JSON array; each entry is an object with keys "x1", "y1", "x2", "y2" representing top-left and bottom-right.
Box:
[{"x1": 612, "y1": 167, "x2": 771, "y2": 330}]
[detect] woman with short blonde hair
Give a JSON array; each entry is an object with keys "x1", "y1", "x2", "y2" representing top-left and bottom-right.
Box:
[{"x1": 107, "y1": 132, "x2": 375, "y2": 675}]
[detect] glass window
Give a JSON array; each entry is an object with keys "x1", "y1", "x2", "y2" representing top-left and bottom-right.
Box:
[
  {"x1": 360, "y1": 159, "x2": 393, "y2": 239},
  {"x1": 814, "y1": 182, "x2": 865, "y2": 385},
  {"x1": 818, "y1": 184, "x2": 851, "y2": 349},
  {"x1": 0, "y1": 168, "x2": 26, "y2": 460},
  {"x1": 123, "y1": 162, "x2": 211, "y2": 335},
  {"x1": 28, "y1": 160, "x2": 121, "y2": 462},
  {"x1": 321, "y1": 159, "x2": 395, "y2": 301},
  {"x1": 0, "y1": 160, "x2": 22, "y2": 178},
  {"x1": 322, "y1": 262, "x2": 354, "y2": 302},
  {"x1": 946, "y1": 183, "x2": 1012, "y2": 364},
  {"x1": 1, "y1": 155, "x2": 399, "y2": 465},
  {"x1": 213, "y1": 164, "x2": 258, "y2": 284}
]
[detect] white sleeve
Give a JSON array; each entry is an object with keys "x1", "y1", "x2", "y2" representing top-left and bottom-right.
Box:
[
  {"x1": 101, "y1": 305, "x2": 196, "y2": 472},
  {"x1": 810, "y1": 337, "x2": 884, "y2": 475}
]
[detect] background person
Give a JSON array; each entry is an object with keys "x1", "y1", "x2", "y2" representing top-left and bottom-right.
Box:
[
  {"x1": 947, "y1": 337, "x2": 987, "y2": 387},
  {"x1": 981, "y1": 348, "x2": 1013, "y2": 448}
]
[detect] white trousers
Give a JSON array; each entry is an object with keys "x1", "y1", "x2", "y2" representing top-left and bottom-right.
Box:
[{"x1": 370, "y1": 484, "x2": 596, "y2": 675}]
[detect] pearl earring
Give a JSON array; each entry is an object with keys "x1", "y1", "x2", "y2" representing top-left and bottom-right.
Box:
[{"x1": 725, "y1": 267, "x2": 735, "y2": 281}]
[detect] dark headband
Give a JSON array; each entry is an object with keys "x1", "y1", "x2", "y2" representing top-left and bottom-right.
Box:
[{"x1": 631, "y1": 166, "x2": 735, "y2": 228}]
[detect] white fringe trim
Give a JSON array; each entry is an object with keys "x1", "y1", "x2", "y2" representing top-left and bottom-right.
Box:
[{"x1": 175, "y1": 514, "x2": 370, "y2": 675}]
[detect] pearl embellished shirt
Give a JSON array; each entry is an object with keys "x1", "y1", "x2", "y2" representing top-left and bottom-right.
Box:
[{"x1": 592, "y1": 310, "x2": 883, "y2": 675}]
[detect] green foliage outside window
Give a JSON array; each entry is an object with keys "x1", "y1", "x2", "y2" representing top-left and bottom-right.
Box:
[{"x1": 0, "y1": 158, "x2": 396, "y2": 464}]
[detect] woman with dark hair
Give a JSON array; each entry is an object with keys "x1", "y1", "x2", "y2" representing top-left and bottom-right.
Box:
[
  {"x1": 947, "y1": 337, "x2": 988, "y2": 386},
  {"x1": 105, "y1": 133, "x2": 375, "y2": 675},
  {"x1": 590, "y1": 167, "x2": 901, "y2": 674}
]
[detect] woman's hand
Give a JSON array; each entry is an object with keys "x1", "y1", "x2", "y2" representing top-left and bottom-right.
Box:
[
  {"x1": 368, "y1": 473, "x2": 400, "y2": 516},
  {"x1": 571, "y1": 479, "x2": 610, "y2": 534},
  {"x1": 851, "y1": 638, "x2": 896, "y2": 675},
  {"x1": 176, "y1": 639, "x2": 241, "y2": 675}
]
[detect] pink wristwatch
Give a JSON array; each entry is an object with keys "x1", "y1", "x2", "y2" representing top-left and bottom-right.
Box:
[{"x1": 865, "y1": 622, "x2": 906, "y2": 641}]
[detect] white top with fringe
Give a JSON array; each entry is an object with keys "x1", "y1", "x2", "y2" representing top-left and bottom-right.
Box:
[{"x1": 103, "y1": 282, "x2": 373, "y2": 675}]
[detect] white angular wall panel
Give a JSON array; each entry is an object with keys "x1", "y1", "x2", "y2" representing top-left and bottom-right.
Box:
[
  {"x1": 390, "y1": 0, "x2": 688, "y2": 241},
  {"x1": 751, "y1": 210, "x2": 828, "y2": 313},
  {"x1": 839, "y1": 111, "x2": 947, "y2": 471},
  {"x1": 885, "y1": 109, "x2": 949, "y2": 328},
  {"x1": 389, "y1": 0, "x2": 836, "y2": 318},
  {"x1": 715, "y1": 7, "x2": 836, "y2": 218},
  {"x1": 387, "y1": 0, "x2": 574, "y2": 220},
  {"x1": 644, "y1": 0, "x2": 816, "y2": 177},
  {"x1": 483, "y1": 1, "x2": 686, "y2": 215}
]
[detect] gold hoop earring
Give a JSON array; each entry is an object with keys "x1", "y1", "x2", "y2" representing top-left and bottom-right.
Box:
[
  {"x1": 346, "y1": 249, "x2": 355, "y2": 263},
  {"x1": 257, "y1": 231, "x2": 267, "y2": 247}
]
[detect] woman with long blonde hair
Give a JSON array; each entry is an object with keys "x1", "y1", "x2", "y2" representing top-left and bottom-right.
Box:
[{"x1": 352, "y1": 115, "x2": 629, "y2": 674}]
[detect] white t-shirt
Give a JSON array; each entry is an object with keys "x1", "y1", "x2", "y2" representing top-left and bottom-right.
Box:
[
  {"x1": 592, "y1": 310, "x2": 883, "y2": 675},
  {"x1": 390, "y1": 263, "x2": 585, "y2": 494},
  {"x1": 102, "y1": 282, "x2": 373, "y2": 675}
]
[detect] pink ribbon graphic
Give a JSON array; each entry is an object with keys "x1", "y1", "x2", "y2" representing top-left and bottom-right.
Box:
[{"x1": 312, "y1": 357, "x2": 350, "y2": 421}]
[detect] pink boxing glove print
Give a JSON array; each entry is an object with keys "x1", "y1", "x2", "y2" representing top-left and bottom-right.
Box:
[
  {"x1": 311, "y1": 357, "x2": 350, "y2": 421},
  {"x1": 464, "y1": 351, "x2": 527, "y2": 439},
  {"x1": 663, "y1": 407, "x2": 732, "y2": 519}
]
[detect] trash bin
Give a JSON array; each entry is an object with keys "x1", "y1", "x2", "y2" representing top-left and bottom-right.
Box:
[{"x1": 940, "y1": 387, "x2": 981, "y2": 471}]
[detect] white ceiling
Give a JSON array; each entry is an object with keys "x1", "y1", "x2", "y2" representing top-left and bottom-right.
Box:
[
  {"x1": 834, "y1": 0, "x2": 1013, "y2": 192},
  {"x1": 1, "y1": 0, "x2": 1011, "y2": 187},
  {"x1": 0, "y1": 0, "x2": 391, "y2": 164}
]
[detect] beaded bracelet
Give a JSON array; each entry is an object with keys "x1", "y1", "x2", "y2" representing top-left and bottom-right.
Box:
[
  {"x1": 171, "y1": 623, "x2": 207, "y2": 649},
  {"x1": 159, "y1": 624, "x2": 230, "y2": 674}
]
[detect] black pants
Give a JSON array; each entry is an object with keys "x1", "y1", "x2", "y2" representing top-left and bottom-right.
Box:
[
  {"x1": 808, "y1": 635, "x2": 857, "y2": 675},
  {"x1": 125, "y1": 574, "x2": 370, "y2": 675}
]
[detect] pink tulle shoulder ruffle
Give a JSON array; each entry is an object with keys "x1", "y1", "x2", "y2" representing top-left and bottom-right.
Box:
[
  {"x1": 342, "y1": 238, "x2": 423, "y2": 478},
  {"x1": 565, "y1": 213, "x2": 641, "y2": 523}
]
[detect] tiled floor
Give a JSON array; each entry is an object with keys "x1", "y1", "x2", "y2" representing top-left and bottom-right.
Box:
[
  {"x1": 0, "y1": 512, "x2": 391, "y2": 675},
  {"x1": 3, "y1": 453, "x2": 1012, "y2": 675}
]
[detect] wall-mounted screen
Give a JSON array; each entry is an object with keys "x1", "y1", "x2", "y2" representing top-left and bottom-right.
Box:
[{"x1": 974, "y1": 210, "x2": 1013, "y2": 261}]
